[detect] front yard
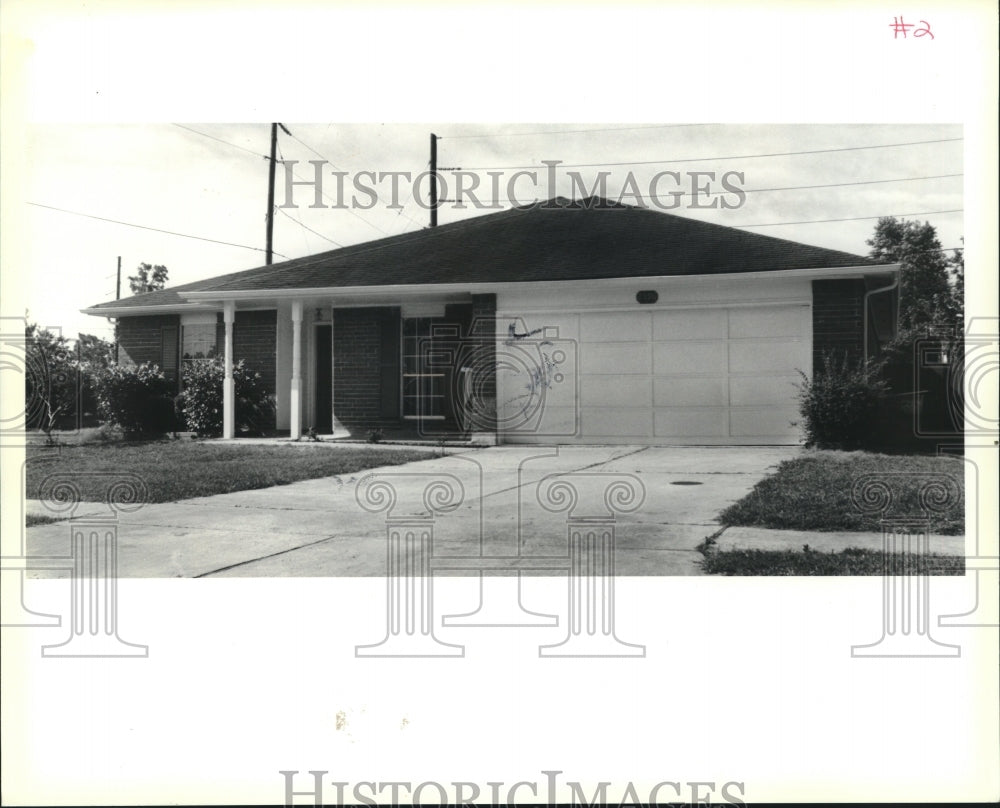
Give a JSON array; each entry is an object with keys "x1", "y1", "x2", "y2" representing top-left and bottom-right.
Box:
[
  {"x1": 718, "y1": 451, "x2": 965, "y2": 535},
  {"x1": 26, "y1": 438, "x2": 440, "y2": 505},
  {"x1": 704, "y1": 450, "x2": 966, "y2": 575}
]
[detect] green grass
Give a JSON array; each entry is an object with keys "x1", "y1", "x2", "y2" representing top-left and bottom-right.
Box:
[
  {"x1": 719, "y1": 451, "x2": 965, "y2": 535},
  {"x1": 25, "y1": 513, "x2": 63, "y2": 527},
  {"x1": 701, "y1": 547, "x2": 966, "y2": 576},
  {"x1": 26, "y1": 440, "x2": 440, "y2": 504}
]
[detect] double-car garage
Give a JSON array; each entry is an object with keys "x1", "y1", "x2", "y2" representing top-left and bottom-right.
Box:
[{"x1": 496, "y1": 276, "x2": 813, "y2": 445}]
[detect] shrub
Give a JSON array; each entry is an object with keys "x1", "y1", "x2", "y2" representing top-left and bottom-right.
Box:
[
  {"x1": 93, "y1": 362, "x2": 175, "y2": 437},
  {"x1": 797, "y1": 353, "x2": 888, "y2": 450},
  {"x1": 181, "y1": 358, "x2": 274, "y2": 437}
]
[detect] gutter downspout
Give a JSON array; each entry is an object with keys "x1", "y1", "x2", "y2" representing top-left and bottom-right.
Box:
[{"x1": 863, "y1": 272, "x2": 900, "y2": 360}]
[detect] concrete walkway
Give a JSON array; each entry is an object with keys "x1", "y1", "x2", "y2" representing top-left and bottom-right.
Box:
[
  {"x1": 715, "y1": 526, "x2": 965, "y2": 555},
  {"x1": 25, "y1": 445, "x2": 801, "y2": 578}
]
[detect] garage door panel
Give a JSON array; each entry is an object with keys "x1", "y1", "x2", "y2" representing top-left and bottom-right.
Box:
[
  {"x1": 583, "y1": 407, "x2": 652, "y2": 437},
  {"x1": 655, "y1": 408, "x2": 728, "y2": 437},
  {"x1": 501, "y1": 404, "x2": 579, "y2": 438},
  {"x1": 730, "y1": 407, "x2": 800, "y2": 438},
  {"x1": 653, "y1": 309, "x2": 727, "y2": 341},
  {"x1": 499, "y1": 314, "x2": 580, "y2": 342},
  {"x1": 583, "y1": 376, "x2": 652, "y2": 407},
  {"x1": 730, "y1": 374, "x2": 801, "y2": 406},
  {"x1": 581, "y1": 342, "x2": 650, "y2": 375},
  {"x1": 729, "y1": 305, "x2": 809, "y2": 338},
  {"x1": 502, "y1": 303, "x2": 809, "y2": 445},
  {"x1": 654, "y1": 341, "x2": 727, "y2": 375},
  {"x1": 653, "y1": 376, "x2": 728, "y2": 407},
  {"x1": 579, "y1": 312, "x2": 650, "y2": 343},
  {"x1": 729, "y1": 340, "x2": 807, "y2": 373}
]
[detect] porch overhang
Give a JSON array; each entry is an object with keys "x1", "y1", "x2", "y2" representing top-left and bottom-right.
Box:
[{"x1": 179, "y1": 264, "x2": 898, "y2": 306}]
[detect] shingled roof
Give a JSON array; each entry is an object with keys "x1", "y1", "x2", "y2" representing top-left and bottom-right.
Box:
[{"x1": 85, "y1": 198, "x2": 883, "y2": 312}]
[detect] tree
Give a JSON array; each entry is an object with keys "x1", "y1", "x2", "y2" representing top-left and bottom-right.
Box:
[
  {"x1": 946, "y1": 240, "x2": 964, "y2": 326},
  {"x1": 866, "y1": 217, "x2": 958, "y2": 330},
  {"x1": 76, "y1": 333, "x2": 116, "y2": 424},
  {"x1": 76, "y1": 332, "x2": 115, "y2": 371},
  {"x1": 24, "y1": 323, "x2": 78, "y2": 444},
  {"x1": 128, "y1": 263, "x2": 169, "y2": 295},
  {"x1": 867, "y1": 221, "x2": 965, "y2": 445}
]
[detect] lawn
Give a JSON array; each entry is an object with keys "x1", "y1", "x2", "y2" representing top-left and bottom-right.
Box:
[
  {"x1": 701, "y1": 547, "x2": 965, "y2": 576},
  {"x1": 719, "y1": 451, "x2": 965, "y2": 535},
  {"x1": 25, "y1": 440, "x2": 442, "y2": 504}
]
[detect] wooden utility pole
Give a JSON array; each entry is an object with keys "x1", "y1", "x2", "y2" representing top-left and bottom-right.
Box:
[
  {"x1": 266, "y1": 123, "x2": 278, "y2": 264},
  {"x1": 114, "y1": 255, "x2": 121, "y2": 363},
  {"x1": 430, "y1": 133, "x2": 438, "y2": 228}
]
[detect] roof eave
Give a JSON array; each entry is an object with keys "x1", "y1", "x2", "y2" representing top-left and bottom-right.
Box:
[
  {"x1": 81, "y1": 302, "x2": 219, "y2": 318},
  {"x1": 181, "y1": 264, "x2": 898, "y2": 302}
]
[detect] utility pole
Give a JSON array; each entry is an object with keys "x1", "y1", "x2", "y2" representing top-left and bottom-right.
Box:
[
  {"x1": 430, "y1": 133, "x2": 438, "y2": 228},
  {"x1": 114, "y1": 255, "x2": 121, "y2": 363},
  {"x1": 265, "y1": 123, "x2": 278, "y2": 265}
]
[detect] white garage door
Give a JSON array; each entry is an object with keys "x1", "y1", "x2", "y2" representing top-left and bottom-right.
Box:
[{"x1": 497, "y1": 304, "x2": 811, "y2": 445}]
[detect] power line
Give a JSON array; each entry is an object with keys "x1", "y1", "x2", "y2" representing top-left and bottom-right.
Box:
[
  {"x1": 276, "y1": 206, "x2": 342, "y2": 246},
  {"x1": 733, "y1": 209, "x2": 963, "y2": 228},
  {"x1": 173, "y1": 123, "x2": 270, "y2": 161},
  {"x1": 275, "y1": 141, "x2": 343, "y2": 248},
  {"x1": 288, "y1": 126, "x2": 427, "y2": 232},
  {"x1": 440, "y1": 124, "x2": 708, "y2": 139},
  {"x1": 27, "y1": 202, "x2": 286, "y2": 258},
  {"x1": 449, "y1": 172, "x2": 963, "y2": 205},
  {"x1": 457, "y1": 137, "x2": 964, "y2": 171}
]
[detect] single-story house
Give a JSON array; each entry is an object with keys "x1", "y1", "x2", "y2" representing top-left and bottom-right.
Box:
[{"x1": 83, "y1": 198, "x2": 900, "y2": 445}]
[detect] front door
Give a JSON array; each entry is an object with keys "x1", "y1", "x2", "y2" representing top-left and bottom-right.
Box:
[{"x1": 314, "y1": 324, "x2": 333, "y2": 433}]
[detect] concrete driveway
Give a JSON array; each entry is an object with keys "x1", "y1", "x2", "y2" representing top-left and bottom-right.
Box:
[{"x1": 26, "y1": 445, "x2": 798, "y2": 577}]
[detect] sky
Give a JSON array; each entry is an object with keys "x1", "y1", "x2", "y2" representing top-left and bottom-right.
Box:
[{"x1": 19, "y1": 122, "x2": 963, "y2": 342}]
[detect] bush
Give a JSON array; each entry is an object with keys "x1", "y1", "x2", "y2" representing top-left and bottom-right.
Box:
[
  {"x1": 797, "y1": 353, "x2": 888, "y2": 450},
  {"x1": 93, "y1": 362, "x2": 175, "y2": 437},
  {"x1": 181, "y1": 358, "x2": 274, "y2": 437}
]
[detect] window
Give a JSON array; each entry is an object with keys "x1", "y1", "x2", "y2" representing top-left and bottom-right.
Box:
[
  {"x1": 402, "y1": 318, "x2": 446, "y2": 419},
  {"x1": 182, "y1": 324, "x2": 218, "y2": 363}
]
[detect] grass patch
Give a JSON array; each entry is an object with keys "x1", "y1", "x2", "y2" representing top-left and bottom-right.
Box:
[
  {"x1": 26, "y1": 441, "x2": 441, "y2": 503},
  {"x1": 25, "y1": 513, "x2": 63, "y2": 527},
  {"x1": 719, "y1": 451, "x2": 964, "y2": 535},
  {"x1": 701, "y1": 547, "x2": 965, "y2": 576}
]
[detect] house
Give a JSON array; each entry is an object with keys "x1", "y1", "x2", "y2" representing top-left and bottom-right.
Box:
[{"x1": 82, "y1": 198, "x2": 900, "y2": 445}]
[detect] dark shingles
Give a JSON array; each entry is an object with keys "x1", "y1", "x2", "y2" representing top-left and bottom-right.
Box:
[{"x1": 86, "y1": 198, "x2": 884, "y2": 310}]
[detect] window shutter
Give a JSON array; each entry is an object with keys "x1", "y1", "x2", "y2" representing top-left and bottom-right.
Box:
[
  {"x1": 379, "y1": 309, "x2": 401, "y2": 419},
  {"x1": 161, "y1": 325, "x2": 179, "y2": 387}
]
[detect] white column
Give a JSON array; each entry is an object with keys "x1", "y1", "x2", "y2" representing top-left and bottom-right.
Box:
[
  {"x1": 222, "y1": 301, "x2": 235, "y2": 439},
  {"x1": 290, "y1": 299, "x2": 303, "y2": 440}
]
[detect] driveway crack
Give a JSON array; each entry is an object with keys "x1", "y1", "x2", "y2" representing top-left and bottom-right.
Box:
[{"x1": 194, "y1": 534, "x2": 340, "y2": 578}]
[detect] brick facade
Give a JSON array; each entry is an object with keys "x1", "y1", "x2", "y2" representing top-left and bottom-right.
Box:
[
  {"x1": 811, "y1": 279, "x2": 866, "y2": 369},
  {"x1": 118, "y1": 310, "x2": 276, "y2": 393},
  {"x1": 232, "y1": 310, "x2": 277, "y2": 394},
  {"x1": 117, "y1": 314, "x2": 180, "y2": 368},
  {"x1": 332, "y1": 307, "x2": 398, "y2": 426}
]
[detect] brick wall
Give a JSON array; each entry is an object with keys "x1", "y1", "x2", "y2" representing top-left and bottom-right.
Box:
[
  {"x1": 333, "y1": 307, "x2": 397, "y2": 426},
  {"x1": 232, "y1": 310, "x2": 277, "y2": 394},
  {"x1": 812, "y1": 279, "x2": 865, "y2": 369},
  {"x1": 117, "y1": 314, "x2": 180, "y2": 368},
  {"x1": 119, "y1": 311, "x2": 276, "y2": 393}
]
